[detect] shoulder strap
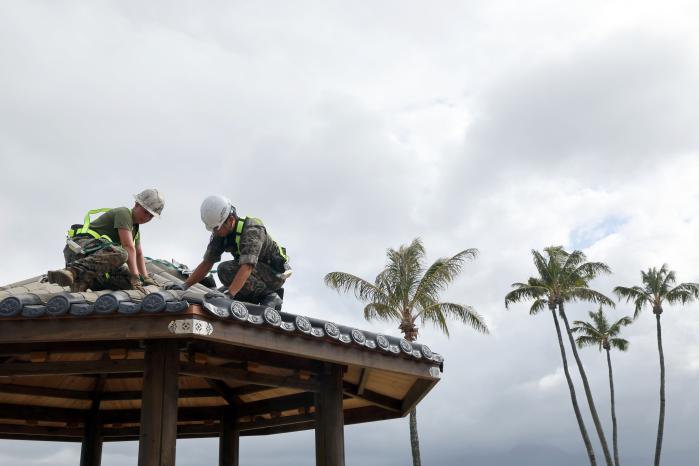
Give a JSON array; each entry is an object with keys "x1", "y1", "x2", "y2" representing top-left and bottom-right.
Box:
[
  {"x1": 67, "y1": 208, "x2": 113, "y2": 243},
  {"x1": 233, "y1": 216, "x2": 288, "y2": 261},
  {"x1": 233, "y1": 216, "x2": 247, "y2": 254}
]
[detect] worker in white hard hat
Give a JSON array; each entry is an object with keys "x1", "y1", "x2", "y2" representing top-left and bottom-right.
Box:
[
  {"x1": 171, "y1": 195, "x2": 291, "y2": 310},
  {"x1": 47, "y1": 189, "x2": 165, "y2": 293}
]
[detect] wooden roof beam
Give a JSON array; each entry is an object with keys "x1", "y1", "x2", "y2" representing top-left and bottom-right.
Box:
[
  {"x1": 188, "y1": 341, "x2": 322, "y2": 373},
  {"x1": 205, "y1": 379, "x2": 241, "y2": 407},
  {"x1": 0, "y1": 383, "x2": 93, "y2": 400},
  {"x1": 0, "y1": 360, "x2": 144, "y2": 378},
  {"x1": 400, "y1": 378, "x2": 439, "y2": 416},
  {"x1": 238, "y1": 392, "x2": 315, "y2": 417},
  {"x1": 342, "y1": 381, "x2": 401, "y2": 413},
  {"x1": 179, "y1": 362, "x2": 319, "y2": 392}
]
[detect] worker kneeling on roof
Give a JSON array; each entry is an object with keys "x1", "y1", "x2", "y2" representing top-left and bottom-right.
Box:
[
  {"x1": 47, "y1": 189, "x2": 164, "y2": 293},
  {"x1": 171, "y1": 195, "x2": 291, "y2": 311}
]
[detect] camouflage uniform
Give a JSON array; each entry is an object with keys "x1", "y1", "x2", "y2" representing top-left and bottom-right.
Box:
[
  {"x1": 63, "y1": 238, "x2": 133, "y2": 291},
  {"x1": 204, "y1": 217, "x2": 289, "y2": 304},
  {"x1": 217, "y1": 261, "x2": 285, "y2": 303}
]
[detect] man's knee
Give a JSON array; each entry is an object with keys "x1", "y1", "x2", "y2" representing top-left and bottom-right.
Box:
[
  {"x1": 111, "y1": 246, "x2": 129, "y2": 264},
  {"x1": 217, "y1": 260, "x2": 240, "y2": 286}
]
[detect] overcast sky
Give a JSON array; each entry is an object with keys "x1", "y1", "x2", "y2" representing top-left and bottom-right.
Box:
[{"x1": 2, "y1": 1, "x2": 699, "y2": 465}]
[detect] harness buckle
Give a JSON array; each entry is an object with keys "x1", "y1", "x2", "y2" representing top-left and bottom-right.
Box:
[{"x1": 66, "y1": 237, "x2": 84, "y2": 254}]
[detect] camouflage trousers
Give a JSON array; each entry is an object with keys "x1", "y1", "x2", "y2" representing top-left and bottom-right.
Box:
[
  {"x1": 217, "y1": 260, "x2": 286, "y2": 303},
  {"x1": 63, "y1": 238, "x2": 132, "y2": 291}
]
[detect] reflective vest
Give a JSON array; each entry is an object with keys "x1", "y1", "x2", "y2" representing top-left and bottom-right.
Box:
[
  {"x1": 232, "y1": 216, "x2": 288, "y2": 262},
  {"x1": 67, "y1": 208, "x2": 140, "y2": 244}
]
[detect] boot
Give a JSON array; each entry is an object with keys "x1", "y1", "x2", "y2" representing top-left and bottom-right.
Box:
[
  {"x1": 259, "y1": 291, "x2": 283, "y2": 311},
  {"x1": 47, "y1": 268, "x2": 76, "y2": 287},
  {"x1": 71, "y1": 270, "x2": 96, "y2": 293},
  {"x1": 71, "y1": 279, "x2": 91, "y2": 293}
]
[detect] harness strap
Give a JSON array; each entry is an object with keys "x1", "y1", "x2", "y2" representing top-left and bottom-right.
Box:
[
  {"x1": 234, "y1": 216, "x2": 288, "y2": 261},
  {"x1": 66, "y1": 208, "x2": 141, "y2": 243},
  {"x1": 67, "y1": 208, "x2": 113, "y2": 242}
]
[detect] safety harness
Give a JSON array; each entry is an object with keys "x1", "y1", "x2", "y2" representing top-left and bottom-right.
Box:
[
  {"x1": 229, "y1": 216, "x2": 288, "y2": 262},
  {"x1": 67, "y1": 208, "x2": 140, "y2": 254}
]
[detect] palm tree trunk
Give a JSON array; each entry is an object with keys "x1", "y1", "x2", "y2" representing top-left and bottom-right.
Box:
[
  {"x1": 410, "y1": 407, "x2": 421, "y2": 466},
  {"x1": 606, "y1": 349, "x2": 620, "y2": 466},
  {"x1": 559, "y1": 304, "x2": 613, "y2": 466},
  {"x1": 654, "y1": 313, "x2": 665, "y2": 466},
  {"x1": 551, "y1": 309, "x2": 597, "y2": 466},
  {"x1": 404, "y1": 329, "x2": 422, "y2": 466}
]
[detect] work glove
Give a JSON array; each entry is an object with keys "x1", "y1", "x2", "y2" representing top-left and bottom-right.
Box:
[
  {"x1": 140, "y1": 275, "x2": 158, "y2": 287},
  {"x1": 205, "y1": 289, "x2": 234, "y2": 300},
  {"x1": 165, "y1": 283, "x2": 186, "y2": 291},
  {"x1": 129, "y1": 274, "x2": 146, "y2": 293}
]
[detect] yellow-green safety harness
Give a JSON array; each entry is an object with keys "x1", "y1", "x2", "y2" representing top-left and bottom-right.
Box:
[
  {"x1": 234, "y1": 217, "x2": 288, "y2": 261},
  {"x1": 67, "y1": 208, "x2": 140, "y2": 254}
]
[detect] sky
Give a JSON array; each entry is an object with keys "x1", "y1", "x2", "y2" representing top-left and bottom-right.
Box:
[{"x1": 1, "y1": 1, "x2": 699, "y2": 465}]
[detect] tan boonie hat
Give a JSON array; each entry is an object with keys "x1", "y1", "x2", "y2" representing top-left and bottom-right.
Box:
[{"x1": 134, "y1": 188, "x2": 164, "y2": 218}]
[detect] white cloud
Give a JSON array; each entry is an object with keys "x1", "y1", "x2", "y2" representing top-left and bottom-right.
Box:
[
  {"x1": 2, "y1": 1, "x2": 699, "y2": 464},
  {"x1": 537, "y1": 368, "x2": 566, "y2": 391}
]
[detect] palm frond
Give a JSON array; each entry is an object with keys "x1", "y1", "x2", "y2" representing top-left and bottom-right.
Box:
[
  {"x1": 571, "y1": 320, "x2": 604, "y2": 339},
  {"x1": 568, "y1": 287, "x2": 615, "y2": 307},
  {"x1": 574, "y1": 261, "x2": 612, "y2": 281},
  {"x1": 666, "y1": 282, "x2": 699, "y2": 305},
  {"x1": 363, "y1": 302, "x2": 401, "y2": 322},
  {"x1": 418, "y1": 302, "x2": 450, "y2": 336},
  {"x1": 324, "y1": 272, "x2": 388, "y2": 303},
  {"x1": 532, "y1": 249, "x2": 556, "y2": 284},
  {"x1": 382, "y1": 241, "x2": 423, "y2": 307},
  {"x1": 609, "y1": 338, "x2": 629, "y2": 352},
  {"x1": 419, "y1": 302, "x2": 489, "y2": 335},
  {"x1": 410, "y1": 248, "x2": 477, "y2": 309},
  {"x1": 505, "y1": 284, "x2": 548, "y2": 308},
  {"x1": 575, "y1": 335, "x2": 601, "y2": 350},
  {"x1": 659, "y1": 264, "x2": 675, "y2": 292},
  {"x1": 530, "y1": 298, "x2": 549, "y2": 315},
  {"x1": 607, "y1": 316, "x2": 633, "y2": 336},
  {"x1": 614, "y1": 285, "x2": 651, "y2": 319}
]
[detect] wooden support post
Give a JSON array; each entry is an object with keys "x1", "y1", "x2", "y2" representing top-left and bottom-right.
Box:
[
  {"x1": 80, "y1": 374, "x2": 106, "y2": 466},
  {"x1": 219, "y1": 407, "x2": 239, "y2": 466},
  {"x1": 138, "y1": 341, "x2": 179, "y2": 466},
  {"x1": 79, "y1": 413, "x2": 103, "y2": 466},
  {"x1": 314, "y1": 363, "x2": 345, "y2": 466}
]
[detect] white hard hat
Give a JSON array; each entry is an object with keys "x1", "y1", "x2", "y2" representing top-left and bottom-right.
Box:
[
  {"x1": 134, "y1": 188, "x2": 164, "y2": 218},
  {"x1": 200, "y1": 195, "x2": 235, "y2": 231}
]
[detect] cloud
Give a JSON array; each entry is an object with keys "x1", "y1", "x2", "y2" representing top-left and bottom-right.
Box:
[
  {"x1": 537, "y1": 367, "x2": 566, "y2": 391},
  {"x1": 3, "y1": 1, "x2": 699, "y2": 465}
]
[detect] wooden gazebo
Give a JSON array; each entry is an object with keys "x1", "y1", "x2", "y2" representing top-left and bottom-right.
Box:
[{"x1": 0, "y1": 263, "x2": 443, "y2": 466}]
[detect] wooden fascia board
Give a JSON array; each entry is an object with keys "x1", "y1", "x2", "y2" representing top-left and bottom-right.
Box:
[{"x1": 0, "y1": 312, "x2": 440, "y2": 379}]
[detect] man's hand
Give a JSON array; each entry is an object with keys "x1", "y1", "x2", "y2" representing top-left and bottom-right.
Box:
[
  {"x1": 129, "y1": 274, "x2": 146, "y2": 293},
  {"x1": 204, "y1": 289, "x2": 235, "y2": 300},
  {"x1": 165, "y1": 283, "x2": 186, "y2": 291},
  {"x1": 140, "y1": 275, "x2": 158, "y2": 287}
]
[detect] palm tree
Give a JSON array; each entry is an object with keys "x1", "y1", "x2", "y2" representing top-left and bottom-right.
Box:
[
  {"x1": 324, "y1": 238, "x2": 488, "y2": 466},
  {"x1": 572, "y1": 308, "x2": 632, "y2": 466},
  {"x1": 505, "y1": 246, "x2": 615, "y2": 466},
  {"x1": 614, "y1": 265, "x2": 699, "y2": 466}
]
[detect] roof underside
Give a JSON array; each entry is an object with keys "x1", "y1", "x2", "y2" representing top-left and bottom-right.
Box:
[{"x1": 0, "y1": 261, "x2": 442, "y2": 441}]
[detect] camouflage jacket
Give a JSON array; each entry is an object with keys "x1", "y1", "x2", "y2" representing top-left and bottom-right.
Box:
[{"x1": 203, "y1": 217, "x2": 287, "y2": 272}]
